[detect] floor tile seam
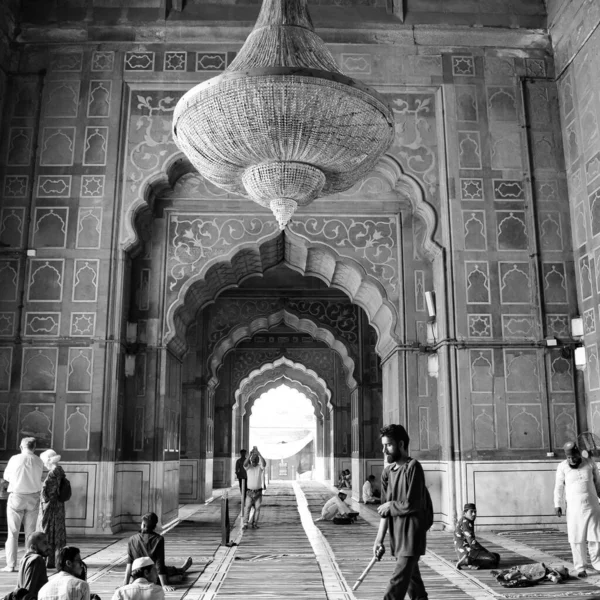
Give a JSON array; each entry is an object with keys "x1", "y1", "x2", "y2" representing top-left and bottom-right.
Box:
[
  {"x1": 182, "y1": 518, "x2": 244, "y2": 600},
  {"x1": 293, "y1": 481, "x2": 358, "y2": 600},
  {"x1": 422, "y1": 549, "x2": 499, "y2": 599}
]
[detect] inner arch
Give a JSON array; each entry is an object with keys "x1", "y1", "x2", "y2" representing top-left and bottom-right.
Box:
[{"x1": 207, "y1": 308, "x2": 357, "y2": 389}]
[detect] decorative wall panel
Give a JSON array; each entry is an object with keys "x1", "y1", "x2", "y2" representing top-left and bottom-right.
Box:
[
  {"x1": 64, "y1": 405, "x2": 90, "y2": 450},
  {"x1": 18, "y1": 404, "x2": 54, "y2": 449},
  {"x1": 21, "y1": 347, "x2": 58, "y2": 392},
  {"x1": 33, "y1": 208, "x2": 68, "y2": 248},
  {"x1": 0, "y1": 208, "x2": 25, "y2": 248},
  {"x1": 72, "y1": 260, "x2": 99, "y2": 302},
  {"x1": 66, "y1": 348, "x2": 93, "y2": 393}
]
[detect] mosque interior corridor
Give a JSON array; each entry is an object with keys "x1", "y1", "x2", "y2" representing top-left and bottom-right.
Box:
[
  {"x1": 2, "y1": 0, "x2": 600, "y2": 571},
  {"x1": 1, "y1": 481, "x2": 600, "y2": 600}
]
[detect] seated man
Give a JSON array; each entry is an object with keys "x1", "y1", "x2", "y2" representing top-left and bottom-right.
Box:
[
  {"x1": 112, "y1": 557, "x2": 164, "y2": 600},
  {"x1": 362, "y1": 475, "x2": 380, "y2": 504},
  {"x1": 17, "y1": 532, "x2": 49, "y2": 600},
  {"x1": 124, "y1": 512, "x2": 192, "y2": 591},
  {"x1": 38, "y1": 547, "x2": 90, "y2": 600},
  {"x1": 454, "y1": 503, "x2": 500, "y2": 570},
  {"x1": 316, "y1": 489, "x2": 358, "y2": 522}
]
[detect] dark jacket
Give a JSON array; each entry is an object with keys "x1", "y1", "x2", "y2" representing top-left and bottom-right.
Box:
[
  {"x1": 127, "y1": 532, "x2": 166, "y2": 575},
  {"x1": 381, "y1": 458, "x2": 429, "y2": 557},
  {"x1": 17, "y1": 552, "x2": 48, "y2": 600}
]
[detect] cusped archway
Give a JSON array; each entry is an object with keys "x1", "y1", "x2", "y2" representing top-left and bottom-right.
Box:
[
  {"x1": 241, "y1": 372, "x2": 329, "y2": 420},
  {"x1": 207, "y1": 309, "x2": 357, "y2": 389},
  {"x1": 166, "y1": 228, "x2": 399, "y2": 359},
  {"x1": 236, "y1": 357, "x2": 332, "y2": 411}
]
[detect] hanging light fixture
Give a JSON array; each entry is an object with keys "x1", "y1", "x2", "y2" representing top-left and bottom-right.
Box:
[{"x1": 172, "y1": 0, "x2": 395, "y2": 229}]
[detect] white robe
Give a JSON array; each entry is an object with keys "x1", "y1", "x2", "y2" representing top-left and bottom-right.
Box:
[
  {"x1": 554, "y1": 458, "x2": 600, "y2": 542},
  {"x1": 320, "y1": 495, "x2": 350, "y2": 520}
]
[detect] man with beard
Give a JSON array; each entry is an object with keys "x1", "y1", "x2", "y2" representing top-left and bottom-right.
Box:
[
  {"x1": 372, "y1": 424, "x2": 431, "y2": 600},
  {"x1": 17, "y1": 532, "x2": 50, "y2": 600},
  {"x1": 554, "y1": 441, "x2": 600, "y2": 577}
]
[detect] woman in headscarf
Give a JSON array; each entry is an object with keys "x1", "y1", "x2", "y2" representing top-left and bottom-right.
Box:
[{"x1": 37, "y1": 449, "x2": 67, "y2": 569}]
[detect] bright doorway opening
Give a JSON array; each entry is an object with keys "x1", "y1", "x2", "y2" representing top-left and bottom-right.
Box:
[{"x1": 249, "y1": 384, "x2": 316, "y2": 481}]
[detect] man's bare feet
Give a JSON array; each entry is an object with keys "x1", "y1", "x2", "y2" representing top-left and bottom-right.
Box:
[
  {"x1": 181, "y1": 557, "x2": 192, "y2": 573},
  {"x1": 456, "y1": 555, "x2": 468, "y2": 571}
]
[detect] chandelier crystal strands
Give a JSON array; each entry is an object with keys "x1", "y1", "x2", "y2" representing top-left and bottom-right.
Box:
[{"x1": 172, "y1": 0, "x2": 396, "y2": 229}]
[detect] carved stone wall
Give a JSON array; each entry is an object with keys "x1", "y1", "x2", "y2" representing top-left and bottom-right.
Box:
[
  {"x1": 0, "y1": 15, "x2": 587, "y2": 529},
  {"x1": 549, "y1": 0, "x2": 600, "y2": 440}
]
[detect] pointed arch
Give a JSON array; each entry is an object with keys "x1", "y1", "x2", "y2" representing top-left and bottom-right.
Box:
[
  {"x1": 244, "y1": 376, "x2": 325, "y2": 421},
  {"x1": 207, "y1": 309, "x2": 357, "y2": 389},
  {"x1": 235, "y1": 357, "x2": 332, "y2": 414}
]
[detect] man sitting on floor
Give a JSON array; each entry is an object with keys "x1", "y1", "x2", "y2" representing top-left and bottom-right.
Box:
[
  {"x1": 38, "y1": 547, "x2": 90, "y2": 600},
  {"x1": 362, "y1": 475, "x2": 381, "y2": 505},
  {"x1": 316, "y1": 489, "x2": 358, "y2": 523},
  {"x1": 17, "y1": 532, "x2": 49, "y2": 600},
  {"x1": 454, "y1": 503, "x2": 500, "y2": 570},
  {"x1": 124, "y1": 512, "x2": 192, "y2": 591},
  {"x1": 112, "y1": 557, "x2": 164, "y2": 600}
]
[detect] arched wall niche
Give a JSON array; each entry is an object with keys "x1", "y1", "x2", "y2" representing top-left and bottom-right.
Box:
[
  {"x1": 125, "y1": 151, "x2": 442, "y2": 362},
  {"x1": 207, "y1": 309, "x2": 357, "y2": 390}
]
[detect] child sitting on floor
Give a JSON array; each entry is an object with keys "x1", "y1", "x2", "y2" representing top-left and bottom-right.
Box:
[{"x1": 454, "y1": 503, "x2": 500, "y2": 570}]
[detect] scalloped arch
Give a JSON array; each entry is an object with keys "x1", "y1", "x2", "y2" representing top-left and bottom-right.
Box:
[
  {"x1": 375, "y1": 154, "x2": 443, "y2": 262},
  {"x1": 243, "y1": 376, "x2": 325, "y2": 420},
  {"x1": 126, "y1": 152, "x2": 441, "y2": 360},
  {"x1": 166, "y1": 232, "x2": 399, "y2": 359},
  {"x1": 207, "y1": 309, "x2": 357, "y2": 390},
  {"x1": 124, "y1": 151, "x2": 193, "y2": 254},
  {"x1": 235, "y1": 357, "x2": 331, "y2": 412}
]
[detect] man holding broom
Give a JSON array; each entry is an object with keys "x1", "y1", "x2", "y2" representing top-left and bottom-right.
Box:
[{"x1": 372, "y1": 424, "x2": 432, "y2": 600}]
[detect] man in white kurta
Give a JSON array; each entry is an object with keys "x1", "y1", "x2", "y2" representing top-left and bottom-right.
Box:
[
  {"x1": 554, "y1": 441, "x2": 600, "y2": 577},
  {"x1": 316, "y1": 490, "x2": 351, "y2": 521}
]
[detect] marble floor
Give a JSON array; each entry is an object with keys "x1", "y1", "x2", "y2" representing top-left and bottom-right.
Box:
[{"x1": 0, "y1": 480, "x2": 600, "y2": 599}]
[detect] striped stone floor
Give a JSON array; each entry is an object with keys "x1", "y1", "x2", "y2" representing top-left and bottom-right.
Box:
[{"x1": 0, "y1": 481, "x2": 600, "y2": 599}]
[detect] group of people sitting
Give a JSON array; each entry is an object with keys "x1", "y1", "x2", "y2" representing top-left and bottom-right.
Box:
[{"x1": 5, "y1": 512, "x2": 193, "y2": 600}]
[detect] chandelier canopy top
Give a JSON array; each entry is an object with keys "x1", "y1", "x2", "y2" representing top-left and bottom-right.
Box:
[{"x1": 172, "y1": 0, "x2": 396, "y2": 229}]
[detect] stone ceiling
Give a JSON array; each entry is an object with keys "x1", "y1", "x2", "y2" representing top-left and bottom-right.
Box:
[{"x1": 16, "y1": 0, "x2": 547, "y2": 37}]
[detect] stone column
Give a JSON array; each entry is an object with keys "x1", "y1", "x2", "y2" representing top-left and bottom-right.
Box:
[
  {"x1": 203, "y1": 384, "x2": 215, "y2": 498},
  {"x1": 350, "y1": 386, "x2": 364, "y2": 501},
  {"x1": 314, "y1": 415, "x2": 325, "y2": 480},
  {"x1": 381, "y1": 348, "x2": 407, "y2": 426}
]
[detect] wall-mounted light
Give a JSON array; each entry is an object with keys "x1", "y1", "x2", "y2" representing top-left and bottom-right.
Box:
[
  {"x1": 575, "y1": 346, "x2": 587, "y2": 371},
  {"x1": 427, "y1": 353, "x2": 439, "y2": 378},
  {"x1": 571, "y1": 316, "x2": 584, "y2": 340},
  {"x1": 425, "y1": 291, "x2": 436, "y2": 318}
]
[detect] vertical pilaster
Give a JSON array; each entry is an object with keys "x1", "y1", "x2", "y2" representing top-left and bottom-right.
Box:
[{"x1": 381, "y1": 349, "x2": 407, "y2": 426}]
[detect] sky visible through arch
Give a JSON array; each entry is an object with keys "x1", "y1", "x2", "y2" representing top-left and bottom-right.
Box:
[{"x1": 249, "y1": 384, "x2": 316, "y2": 453}]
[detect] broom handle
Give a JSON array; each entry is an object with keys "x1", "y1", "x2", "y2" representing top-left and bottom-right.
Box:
[{"x1": 352, "y1": 556, "x2": 378, "y2": 591}]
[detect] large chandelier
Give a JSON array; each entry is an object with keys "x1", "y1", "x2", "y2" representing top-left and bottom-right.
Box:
[{"x1": 172, "y1": 0, "x2": 395, "y2": 229}]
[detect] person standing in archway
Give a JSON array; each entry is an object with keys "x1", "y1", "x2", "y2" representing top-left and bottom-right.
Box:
[
  {"x1": 235, "y1": 450, "x2": 248, "y2": 498},
  {"x1": 372, "y1": 424, "x2": 432, "y2": 600},
  {"x1": 242, "y1": 447, "x2": 266, "y2": 530}
]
